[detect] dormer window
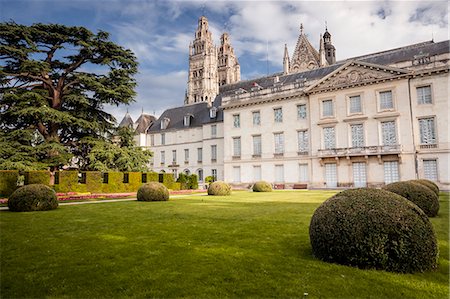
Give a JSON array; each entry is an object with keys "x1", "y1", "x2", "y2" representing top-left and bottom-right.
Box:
[
  {"x1": 209, "y1": 107, "x2": 217, "y2": 119},
  {"x1": 161, "y1": 117, "x2": 170, "y2": 130},
  {"x1": 184, "y1": 114, "x2": 193, "y2": 127}
]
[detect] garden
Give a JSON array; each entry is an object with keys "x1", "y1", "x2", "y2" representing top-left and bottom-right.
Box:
[{"x1": 1, "y1": 185, "x2": 448, "y2": 298}]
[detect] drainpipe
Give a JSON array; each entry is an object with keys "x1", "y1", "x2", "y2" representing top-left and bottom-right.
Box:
[{"x1": 407, "y1": 77, "x2": 419, "y2": 179}]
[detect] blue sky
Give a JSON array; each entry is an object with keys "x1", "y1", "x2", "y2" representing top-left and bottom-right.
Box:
[{"x1": 1, "y1": 0, "x2": 448, "y2": 123}]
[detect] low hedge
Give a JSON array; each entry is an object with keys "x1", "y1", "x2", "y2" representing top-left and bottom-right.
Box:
[
  {"x1": 252, "y1": 181, "x2": 272, "y2": 192},
  {"x1": 0, "y1": 170, "x2": 19, "y2": 197},
  {"x1": 383, "y1": 181, "x2": 439, "y2": 217},
  {"x1": 137, "y1": 182, "x2": 169, "y2": 201},
  {"x1": 8, "y1": 184, "x2": 58, "y2": 212},
  {"x1": 411, "y1": 179, "x2": 439, "y2": 197},
  {"x1": 24, "y1": 171, "x2": 50, "y2": 186},
  {"x1": 309, "y1": 188, "x2": 438, "y2": 273},
  {"x1": 208, "y1": 181, "x2": 231, "y2": 196}
]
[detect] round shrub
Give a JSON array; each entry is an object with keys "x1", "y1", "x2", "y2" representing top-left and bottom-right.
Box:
[
  {"x1": 8, "y1": 184, "x2": 58, "y2": 212},
  {"x1": 252, "y1": 181, "x2": 273, "y2": 192},
  {"x1": 137, "y1": 182, "x2": 169, "y2": 201},
  {"x1": 411, "y1": 179, "x2": 439, "y2": 197},
  {"x1": 309, "y1": 188, "x2": 438, "y2": 273},
  {"x1": 383, "y1": 181, "x2": 439, "y2": 217},
  {"x1": 207, "y1": 181, "x2": 231, "y2": 196}
]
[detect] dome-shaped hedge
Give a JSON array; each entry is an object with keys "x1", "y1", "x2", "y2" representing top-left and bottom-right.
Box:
[
  {"x1": 207, "y1": 181, "x2": 231, "y2": 196},
  {"x1": 8, "y1": 184, "x2": 58, "y2": 212},
  {"x1": 137, "y1": 182, "x2": 169, "y2": 201},
  {"x1": 252, "y1": 181, "x2": 272, "y2": 192},
  {"x1": 411, "y1": 179, "x2": 439, "y2": 197},
  {"x1": 309, "y1": 188, "x2": 438, "y2": 273},
  {"x1": 383, "y1": 181, "x2": 439, "y2": 217}
]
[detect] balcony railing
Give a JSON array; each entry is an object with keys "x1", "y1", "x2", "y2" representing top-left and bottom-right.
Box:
[
  {"x1": 419, "y1": 144, "x2": 438, "y2": 149},
  {"x1": 318, "y1": 145, "x2": 401, "y2": 157}
]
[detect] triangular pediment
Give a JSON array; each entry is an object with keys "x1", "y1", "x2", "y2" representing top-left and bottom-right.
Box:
[
  {"x1": 290, "y1": 32, "x2": 320, "y2": 73},
  {"x1": 306, "y1": 60, "x2": 411, "y2": 94}
]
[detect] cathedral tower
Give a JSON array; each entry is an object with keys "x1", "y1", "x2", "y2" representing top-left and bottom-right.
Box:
[
  {"x1": 218, "y1": 33, "x2": 241, "y2": 86},
  {"x1": 186, "y1": 16, "x2": 219, "y2": 105}
]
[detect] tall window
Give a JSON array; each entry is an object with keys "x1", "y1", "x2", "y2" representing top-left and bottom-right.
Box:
[
  {"x1": 253, "y1": 166, "x2": 262, "y2": 181},
  {"x1": 184, "y1": 149, "x2": 189, "y2": 163},
  {"x1": 297, "y1": 130, "x2": 309, "y2": 153},
  {"x1": 379, "y1": 90, "x2": 393, "y2": 110},
  {"x1": 233, "y1": 137, "x2": 241, "y2": 157},
  {"x1": 150, "y1": 135, "x2": 154, "y2": 146},
  {"x1": 161, "y1": 151, "x2": 165, "y2": 164},
  {"x1": 417, "y1": 85, "x2": 432, "y2": 104},
  {"x1": 233, "y1": 114, "x2": 240, "y2": 128},
  {"x1": 423, "y1": 160, "x2": 438, "y2": 181},
  {"x1": 212, "y1": 169, "x2": 217, "y2": 181},
  {"x1": 381, "y1": 121, "x2": 397, "y2": 146},
  {"x1": 172, "y1": 150, "x2": 177, "y2": 163},
  {"x1": 211, "y1": 124, "x2": 217, "y2": 138},
  {"x1": 274, "y1": 108, "x2": 283, "y2": 123},
  {"x1": 252, "y1": 111, "x2": 261, "y2": 126},
  {"x1": 299, "y1": 164, "x2": 309, "y2": 182},
  {"x1": 233, "y1": 166, "x2": 241, "y2": 183},
  {"x1": 323, "y1": 127, "x2": 336, "y2": 149},
  {"x1": 349, "y1": 95, "x2": 362, "y2": 114},
  {"x1": 297, "y1": 104, "x2": 307, "y2": 119},
  {"x1": 197, "y1": 148, "x2": 203, "y2": 163},
  {"x1": 322, "y1": 100, "x2": 334, "y2": 117},
  {"x1": 211, "y1": 145, "x2": 217, "y2": 161},
  {"x1": 351, "y1": 124, "x2": 365, "y2": 147},
  {"x1": 419, "y1": 117, "x2": 436, "y2": 144},
  {"x1": 274, "y1": 133, "x2": 284, "y2": 154},
  {"x1": 253, "y1": 135, "x2": 262, "y2": 156},
  {"x1": 275, "y1": 165, "x2": 284, "y2": 183},
  {"x1": 197, "y1": 169, "x2": 203, "y2": 181},
  {"x1": 161, "y1": 133, "x2": 165, "y2": 145},
  {"x1": 384, "y1": 161, "x2": 399, "y2": 184}
]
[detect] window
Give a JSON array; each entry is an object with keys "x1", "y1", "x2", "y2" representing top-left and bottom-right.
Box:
[
  {"x1": 161, "y1": 133, "x2": 165, "y2": 145},
  {"x1": 209, "y1": 107, "x2": 217, "y2": 118},
  {"x1": 323, "y1": 127, "x2": 336, "y2": 149},
  {"x1": 211, "y1": 145, "x2": 217, "y2": 161},
  {"x1": 197, "y1": 148, "x2": 203, "y2": 163},
  {"x1": 297, "y1": 104, "x2": 307, "y2": 119},
  {"x1": 423, "y1": 160, "x2": 438, "y2": 181},
  {"x1": 384, "y1": 161, "x2": 399, "y2": 184},
  {"x1": 161, "y1": 151, "x2": 165, "y2": 164},
  {"x1": 102, "y1": 173, "x2": 109, "y2": 184},
  {"x1": 233, "y1": 114, "x2": 240, "y2": 128},
  {"x1": 233, "y1": 137, "x2": 241, "y2": 157},
  {"x1": 419, "y1": 117, "x2": 436, "y2": 144},
  {"x1": 352, "y1": 162, "x2": 367, "y2": 188},
  {"x1": 252, "y1": 111, "x2": 261, "y2": 126},
  {"x1": 184, "y1": 149, "x2": 189, "y2": 163},
  {"x1": 349, "y1": 95, "x2": 362, "y2": 114},
  {"x1": 123, "y1": 173, "x2": 129, "y2": 184},
  {"x1": 351, "y1": 124, "x2": 365, "y2": 147},
  {"x1": 212, "y1": 169, "x2": 217, "y2": 181},
  {"x1": 150, "y1": 135, "x2": 154, "y2": 146},
  {"x1": 299, "y1": 164, "x2": 308, "y2": 182},
  {"x1": 183, "y1": 115, "x2": 191, "y2": 127},
  {"x1": 274, "y1": 108, "x2": 283, "y2": 123},
  {"x1": 253, "y1": 166, "x2": 262, "y2": 181},
  {"x1": 381, "y1": 121, "x2": 397, "y2": 146},
  {"x1": 322, "y1": 100, "x2": 334, "y2": 117},
  {"x1": 233, "y1": 166, "x2": 241, "y2": 183},
  {"x1": 197, "y1": 169, "x2": 203, "y2": 181},
  {"x1": 253, "y1": 135, "x2": 262, "y2": 156},
  {"x1": 417, "y1": 86, "x2": 432, "y2": 104},
  {"x1": 211, "y1": 124, "x2": 217, "y2": 138},
  {"x1": 274, "y1": 133, "x2": 284, "y2": 154},
  {"x1": 161, "y1": 117, "x2": 170, "y2": 129},
  {"x1": 275, "y1": 165, "x2": 284, "y2": 183},
  {"x1": 142, "y1": 173, "x2": 147, "y2": 183},
  {"x1": 297, "y1": 130, "x2": 309, "y2": 153},
  {"x1": 379, "y1": 90, "x2": 393, "y2": 110},
  {"x1": 172, "y1": 150, "x2": 177, "y2": 163},
  {"x1": 324, "y1": 163, "x2": 337, "y2": 188}
]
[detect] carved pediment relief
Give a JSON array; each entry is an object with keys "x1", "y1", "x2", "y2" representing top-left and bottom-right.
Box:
[{"x1": 320, "y1": 68, "x2": 386, "y2": 88}]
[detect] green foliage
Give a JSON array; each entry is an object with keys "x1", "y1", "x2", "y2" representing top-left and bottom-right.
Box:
[
  {"x1": 170, "y1": 182, "x2": 181, "y2": 191},
  {"x1": 383, "y1": 181, "x2": 439, "y2": 217},
  {"x1": 176, "y1": 173, "x2": 199, "y2": 190},
  {"x1": 137, "y1": 182, "x2": 169, "y2": 201},
  {"x1": 252, "y1": 181, "x2": 273, "y2": 192},
  {"x1": 8, "y1": 184, "x2": 58, "y2": 212},
  {"x1": 207, "y1": 181, "x2": 232, "y2": 196},
  {"x1": 188, "y1": 174, "x2": 198, "y2": 190},
  {"x1": 160, "y1": 173, "x2": 175, "y2": 189},
  {"x1": 309, "y1": 188, "x2": 438, "y2": 273},
  {"x1": 24, "y1": 170, "x2": 50, "y2": 185},
  {"x1": 412, "y1": 179, "x2": 440, "y2": 197},
  {"x1": 147, "y1": 172, "x2": 158, "y2": 182},
  {"x1": 53, "y1": 171, "x2": 79, "y2": 193},
  {"x1": 0, "y1": 170, "x2": 19, "y2": 197},
  {"x1": 0, "y1": 22, "x2": 138, "y2": 170},
  {"x1": 205, "y1": 176, "x2": 215, "y2": 184}
]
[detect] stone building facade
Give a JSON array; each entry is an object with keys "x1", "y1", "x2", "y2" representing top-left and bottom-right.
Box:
[{"x1": 121, "y1": 16, "x2": 449, "y2": 190}]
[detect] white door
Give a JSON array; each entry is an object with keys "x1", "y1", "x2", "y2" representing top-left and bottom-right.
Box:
[
  {"x1": 325, "y1": 163, "x2": 337, "y2": 188},
  {"x1": 353, "y1": 162, "x2": 367, "y2": 188},
  {"x1": 384, "y1": 161, "x2": 399, "y2": 184},
  {"x1": 423, "y1": 160, "x2": 438, "y2": 181}
]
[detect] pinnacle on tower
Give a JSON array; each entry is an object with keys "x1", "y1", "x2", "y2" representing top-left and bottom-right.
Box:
[{"x1": 283, "y1": 44, "x2": 290, "y2": 75}]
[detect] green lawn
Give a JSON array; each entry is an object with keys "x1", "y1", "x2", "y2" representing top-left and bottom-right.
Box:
[{"x1": 1, "y1": 190, "x2": 448, "y2": 298}]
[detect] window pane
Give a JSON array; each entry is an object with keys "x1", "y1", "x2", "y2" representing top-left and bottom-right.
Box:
[
  {"x1": 349, "y1": 95, "x2": 362, "y2": 113},
  {"x1": 417, "y1": 86, "x2": 432, "y2": 104},
  {"x1": 211, "y1": 145, "x2": 217, "y2": 160},
  {"x1": 323, "y1": 100, "x2": 334, "y2": 117},
  {"x1": 419, "y1": 118, "x2": 436, "y2": 144},
  {"x1": 211, "y1": 125, "x2": 217, "y2": 138},
  {"x1": 233, "y1": 114, "x2": 240, "y2": 128},
  {"x1": 274, "y1": 133, "x2": 284, "y2": 154},
  {"x1": 274, "y1": 108, "x2": 283, "y2": 123},
  {"x1": 297, "y1": 130, "x2": 309, "y2": 152},
  {"x1": 161, "y1": 151, "x2": 165, "y2": 163},
  {"x1": 351, "y1": 124, "x2": 364, "y2": 147},
  {"x1": 323, "y1": 127, "x2": 336, "y2": 149},
  {"x1": 253, "y1": 135, "x2": 262, "y2": 155},
  {"x1": 384, "y1": 161, "x2": 399, "y2": 184},
  {"x1": 253, "y1": 166, "x2": 261, "y2": 181},
  {"x1": 184, "y1": 149, "x2": 189, "y2": 161},
  {"x1": 172, "y1": 150, "x2": 176, "y2": 162},
  {"x1": 253, "y1": 111, "x2": 261, "y2": 126},
  {"x1": 423, "y1": 160, "x2": 438, "y2": 181},
  {"x1": 233, "y1": 137, "x2": 241, "y2": 157},
  {"x1": 297, "y1": 104, "x2": 307, "y2": 119},
  {"x1": 275, "y1": 165, "x2": 284, "y2": 182},
  {"x1": 299, "y1": 164, "x2": 308, "y2": 182},
  {"x1": 325, "y1": 163, "x2": 337, "y2": 187},
  {"x1": 379, "y1": 91, "x2": 393, "y2": 109},
  {"x1": 381, "y1": 121, "x2": 397, "y2": 145},
  {"x1": 233, "y1": 166, "x2": 241, "y2": 183},
  {"x1": 197, "y1": 148, "x2": 202, "y2": 162}
]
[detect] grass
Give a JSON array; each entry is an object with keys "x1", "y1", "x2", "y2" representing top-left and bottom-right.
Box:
[{"x1": 0, "y1": 190, "x2": 448, "y2": 298}]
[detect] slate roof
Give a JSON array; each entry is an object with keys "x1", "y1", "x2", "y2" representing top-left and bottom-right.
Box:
[
  {"x1": 135, "y1": 113, "x2": 156, "y2": 133},
  {"x1": 118, "y1": 112, "x2": 134, "y2": 128}
]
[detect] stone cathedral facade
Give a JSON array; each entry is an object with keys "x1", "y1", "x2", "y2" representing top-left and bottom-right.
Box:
[{"x1": 122, "y1": 16, "x2": 450, "y2": 190}]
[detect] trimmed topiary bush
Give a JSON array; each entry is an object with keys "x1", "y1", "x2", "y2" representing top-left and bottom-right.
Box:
[
  {"x1": 207, "y1": 181, "x2": 231, "y2": 196},
  {"x1": 411, "y1": 179, "x2": 439, "y2": 197},
  {"x1": 383, "y1": 181, "x2": 439, "y2": 217},
  {"x1": 8, "y1": 184, "x2": 58, "y2": 212},
  {"x1": 252, "y1": 181, "x2": 272, "y2": 192},
  {"x1": 137, "y1": 182, "x2": 169, "y2": 201},
  {"x1": 309, "y1": 188, "x2": 438, "y2": 273}
]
